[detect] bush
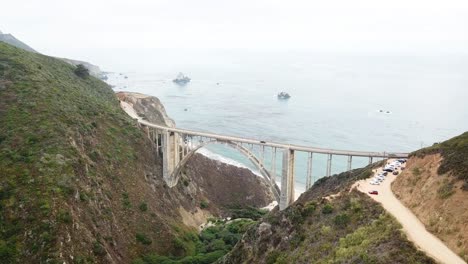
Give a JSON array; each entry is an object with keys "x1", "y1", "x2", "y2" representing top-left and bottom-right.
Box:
[
  {"x1": 334, "y1": 213, "x2": 350, "y2": 227},
  {"x1": 74, "y1": 64, "x2": 89, "y2": 78},
  {"x1": 437, "y1": 181, "x2": 455, "y2": 199},
  {"x1": 200, "y1": 200, "x2": 208, "y2": 209},
  {"x1": 229, "y1": 206, "x2": 268, "y2": 220},
  {"x1": 139, "y1": 202, "x2": 148, "y2": 212},
  {"x1": 322, "y1": 204, "x2": 334, "y2": 214},
  {"x1": 302, "y1": 201, "x2": 316, "y2": 216},
  {"x1": 92, "y1": 241, "x2": 106, "y2": 256},
  {"x1": 136, "y1": 233, "x2": 152, "y2": 245},
  {"x1": 266, "y1": 250, "x2": 282, "y2": 264}
]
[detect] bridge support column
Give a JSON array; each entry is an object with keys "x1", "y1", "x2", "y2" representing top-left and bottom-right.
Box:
[
  {"x1": 369, "y1": 157, "x2": 373, "y2": 165},
  {"x1": 162, "y1": 131, "x2": 180, "y2": 187},
  {"x1": 326, "y1": 154, "x2": 332, "y2": 177},
  {"x1": 271, "y1": 148, "x2": 277, "y2": 185},
  {"x1": 347, "y1": 156, "x2": 352, "y2": 171},
  {"x1": 279, "y1": 149, "x2": 295, "y2": 210},
  {"x1": 306, "y1": 152, "x2": 313, "y2": 190}
]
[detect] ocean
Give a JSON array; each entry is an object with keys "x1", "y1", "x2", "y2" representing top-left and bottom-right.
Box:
[{"x1": 104, "y1": 50, "x2": 468, "y2": 193}]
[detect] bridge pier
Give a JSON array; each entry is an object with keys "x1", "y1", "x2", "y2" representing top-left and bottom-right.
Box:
[
  {"x1": 279, "y1": 149, "x2": 295, "y2": 210},
  {"x1": 162, "y1": 130, "x2": 180, "y2": 186},
  {"x1": 326, "y1": 154, "x2": 332, "y2": 177},
  {"x1": 271, "y1": 148, "x2": 277, "y2": 185},
  {"x1": 306, "y1": 152, "x2": 313, "y2": 190},
  {"x1": 347, "y1": 156, "x2": 352, "y2": 171}
]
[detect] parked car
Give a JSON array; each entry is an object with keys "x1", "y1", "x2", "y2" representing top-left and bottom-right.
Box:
[
  {"x1": 397, "y1": 159, "x2": 407, "y2": 163},
  {"x1": 383, "y1": 168, "x2": 394, "y2": 172},
  {"x1": 392, "y1": 171, "x2": 399, "y2": 175},
  {"x1": 368, "y1": 190, "x2": 378, "y2": 195},
  {"x1": 370, "y1": 181, "x2": 380, "y2": 185}
]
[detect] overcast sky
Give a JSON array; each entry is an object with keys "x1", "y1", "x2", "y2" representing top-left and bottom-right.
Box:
[{"x1": 2, "y1": 0, "x2": 468, "y2": 58}]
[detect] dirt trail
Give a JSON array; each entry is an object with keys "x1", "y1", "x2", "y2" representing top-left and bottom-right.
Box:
[{"x1": 354, "y1": 160, "x2": 466, "y2": 264}]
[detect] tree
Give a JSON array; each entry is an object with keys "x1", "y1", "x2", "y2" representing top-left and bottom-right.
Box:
[{"x1": 74, "y1": 64, "x2": 89, "y2": 78}]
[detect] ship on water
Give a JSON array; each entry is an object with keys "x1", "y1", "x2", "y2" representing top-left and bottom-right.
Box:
[{"x1": 173, "y1": 72, "x2": 191, "y2": 85}]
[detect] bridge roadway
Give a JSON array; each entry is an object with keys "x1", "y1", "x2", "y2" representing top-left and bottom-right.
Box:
[
  {"x1": 138, "y1": 120, "x2": 408, "y2": 158},
  {"x1": 138, "y1": 119, "x2": 409, "y2": 210}
]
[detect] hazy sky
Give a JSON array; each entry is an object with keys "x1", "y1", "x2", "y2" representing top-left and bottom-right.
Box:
[{"x1": 2, "y1": 0, "x2": 468, "y2": 58}]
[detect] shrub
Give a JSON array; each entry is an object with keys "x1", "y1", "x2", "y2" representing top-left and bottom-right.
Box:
[
  {"x1": 266, "y1": 250, "x2": 282, "y2": 264},
  {"x1": 139, "y1": 202, "x2": 148, "y2": 212},
  {"x1": 74, "y1": 64, "x2": 89, "y2": 78},
  {"x1": 334, "y1": 213, "x2": 350, "y2": 227},
  {"x1": 136, "y1": 233, "x2": 152, "y2": 245},
  {"x1": 302, "y1": 201, "x2": 316, "y2": 216},
  {"x1": 322, "y1": 204, "x2": 334, "y2": 214},
  {"x1": 92, "y1": 241, "x2": 106, "y2": 256},
  {"x1": 437, "y1": 181, "x2": 455, "y2": 199},
  {"x1": 200, "y1": 200, "x2": 208, "y2": 209}
]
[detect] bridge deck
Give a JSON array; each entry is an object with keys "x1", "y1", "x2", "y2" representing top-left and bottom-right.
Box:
[{"x1": 138, "y1": 120, "x2": 409, "y2": 158}]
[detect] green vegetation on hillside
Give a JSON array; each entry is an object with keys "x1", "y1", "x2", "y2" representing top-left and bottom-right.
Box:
[
  {"x1": 220, "y1": 166, "x2": 435, "y2": 264},
  {"x1": 134, "y1": 218, "x2": 258, "y2": 264},
  {"x1": 0, "y1": 41, "x2": 147, "y2": 262},
  {"x1": 0, "y1": 42, "x2": 192, "y2": 263},
  {"x1": 412, "y1": 132, "x2": 468, "y2": 189}
]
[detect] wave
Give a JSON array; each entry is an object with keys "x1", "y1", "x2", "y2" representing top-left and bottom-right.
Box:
[{"x1": 196, "y1": 148, "x2": 264, "y2": 178}]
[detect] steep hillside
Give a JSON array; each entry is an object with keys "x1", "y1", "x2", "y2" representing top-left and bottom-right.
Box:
[
  {"x1": 0, "y1": 41, "x2": 196, "y2": 263},
  {"x1": 392, "y1": 132, "x2": 468, "y2": 262},
  {"x1": 220, "y1": 165, "x2": 435, "y2": 264},
  {"x1": 0, "y1": 31, "x2": 37, "y2": 53},
  {"x1": 0, "y1": 30, "x2": 103, "y2": 78},
  {"x1": 0, "y1": 42, "x2": 274, "y2": 263}
]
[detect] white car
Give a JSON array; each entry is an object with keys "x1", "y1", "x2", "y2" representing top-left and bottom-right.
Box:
[{"x1": 370, "y1": 181, "x2": 380, "y2": 185}]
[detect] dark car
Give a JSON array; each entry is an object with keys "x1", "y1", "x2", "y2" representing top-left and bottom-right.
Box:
[
  {"x1": 381, "y1": 171, "x2": 388, "y2": 176},
  {"x1": 383, "y1": 168, "x2": 394, "y2": 172},
  {"x1": 368, "y1": 190, "x2": 378, "y2": 195},
  {"x1": 392, "y1": 171, "x2": 399, "y2": 175}
]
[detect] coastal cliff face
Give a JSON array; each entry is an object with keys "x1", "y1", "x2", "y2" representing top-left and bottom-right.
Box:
[{"x1": 392, "y1": 132, "x2": 468, "y2": 262}]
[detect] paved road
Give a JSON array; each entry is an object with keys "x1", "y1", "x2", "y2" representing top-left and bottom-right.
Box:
[{"x1": 355, "y1": 161, "x2": 466, "y2": 264}]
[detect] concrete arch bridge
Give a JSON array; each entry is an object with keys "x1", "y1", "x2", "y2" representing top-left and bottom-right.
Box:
[{"x1": 138, "y1": 120, "x2": 408, "y2": 210}]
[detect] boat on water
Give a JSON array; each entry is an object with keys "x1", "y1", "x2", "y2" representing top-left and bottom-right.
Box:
[
  {"x1": 173, "y1": 72, "x2": 191, "y2": 85},
  {"x1": 277, "y1": 92, "x2": 291, "y2": 100}
]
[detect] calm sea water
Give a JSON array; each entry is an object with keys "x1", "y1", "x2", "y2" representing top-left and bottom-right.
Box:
[{"x1": 105, "y1": 50, "x2": 468, "y2": 192}]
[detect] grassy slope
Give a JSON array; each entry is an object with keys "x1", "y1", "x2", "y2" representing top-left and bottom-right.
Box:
[
  {"x1": 0, "y1": 43, "x2": 198, "y2": 263},
  {"x1": 412, "y1": 131, "x2": 468, "y2": 188},
  {"x1": 220, "y1": 165, "x2": 435, "y2": 264}
]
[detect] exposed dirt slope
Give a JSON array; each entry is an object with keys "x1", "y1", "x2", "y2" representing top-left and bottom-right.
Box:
[{"x1": 392, "y1": 154, "x2": 468, "y2": 262}]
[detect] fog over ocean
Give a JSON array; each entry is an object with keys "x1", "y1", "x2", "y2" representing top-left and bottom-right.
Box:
[{"x1": 105, "y1": 50, "x2": 468, "y2": 191}]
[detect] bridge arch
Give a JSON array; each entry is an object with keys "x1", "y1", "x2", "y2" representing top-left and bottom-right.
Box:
[{"x1": 168, "y1": 139, "x2": 281, "y2": 201}]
